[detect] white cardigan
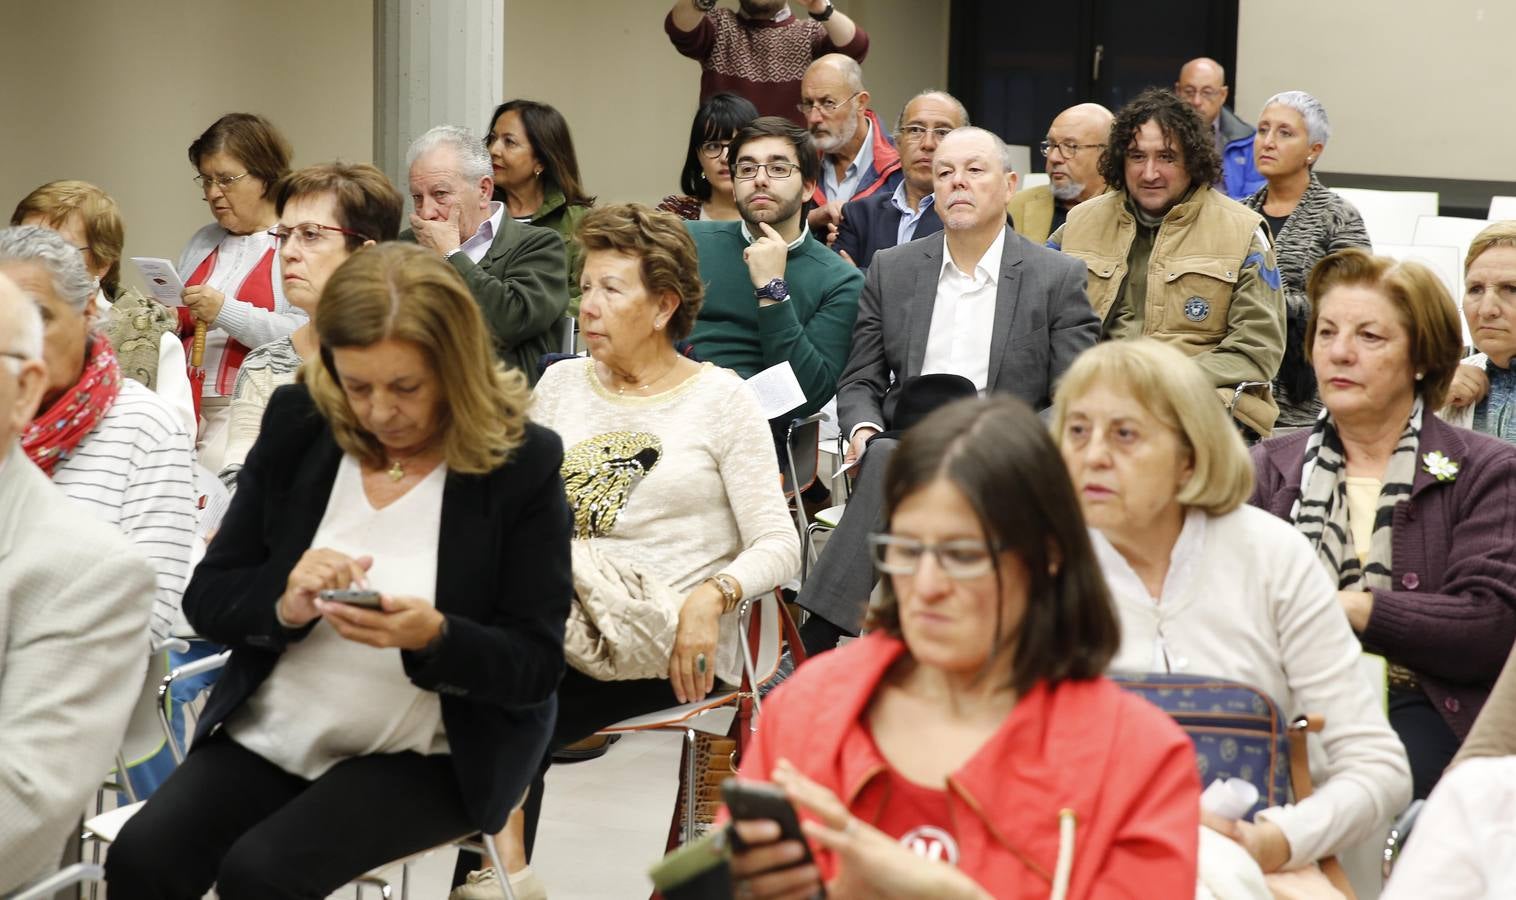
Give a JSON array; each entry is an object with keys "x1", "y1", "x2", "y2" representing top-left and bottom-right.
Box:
[{"x1": 1097, "y1": 505, "x2": 1412, "y2": 869}]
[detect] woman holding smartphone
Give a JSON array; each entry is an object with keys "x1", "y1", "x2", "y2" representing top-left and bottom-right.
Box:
[
  {"x1": 105, "y1": 243, "x2": 573, "y2": 899},
  {"x1": 728, "y1": 396, "x2": 1201, "y2": 899}
]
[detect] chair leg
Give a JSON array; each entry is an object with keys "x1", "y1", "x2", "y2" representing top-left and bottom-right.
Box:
[
  {"x1": 400, "y1": 862, "x2": 410, "y2": 900},
  {"x1": 682, "y1": 728, "x2": 698, "y2": 846},
  {"x1": 481, "y1": 832, "x2": 518, "y2": 900},
  {"x1": 114, "y1": 751, "x2": 138, "y2": 804}
]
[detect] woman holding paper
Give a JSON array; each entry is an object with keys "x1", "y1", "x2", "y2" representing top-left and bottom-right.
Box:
[
  {"x1": 176, "y1": 112, "x2": 301, "y2": 471},
  {"x1": 218, "y1": 163, "x2": 404, "y2": 490},
  {"x1": 450, "y1": 203, "x2": 800, "y2": 899},
  {"x1": 1052, "y1": 338, "x2": 1410, "y2": 888}
]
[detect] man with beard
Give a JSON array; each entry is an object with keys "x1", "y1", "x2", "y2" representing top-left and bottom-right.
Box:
[
  {"x1": 800, "y1": 54, "x2": 900, "y2": 232},
  {"x1": 793, "y1": 127, "x2": 1098, "y2": 655},
  {"x1": 833, "y1": 90, "x2": 968, "y2": 269},
  {"x1": 666, "y1": 0, "x2": 868, "y2": 122},
  {"x1": 1008, "y1": 103, "x2": 1113, "y2": 244},
  {"x1": 686, "y1": 117, "x2": 863, "y2": 420}
]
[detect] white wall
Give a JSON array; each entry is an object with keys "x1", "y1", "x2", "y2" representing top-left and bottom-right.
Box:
[
  {"x1": 1236, "y1": 0, "x2": 1507, "y2": 180},
  {"x1": 503, "y1": 1, "x2": 950, "y2": 206},
  {"x1": 0, "y1": 0, "x2": 374, "y2": 288}
]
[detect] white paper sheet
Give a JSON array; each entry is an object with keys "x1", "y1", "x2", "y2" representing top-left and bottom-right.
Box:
[
  {"x1": 130, "y1": 257, "x2": 185, "y2": 307},
  {"x1": 745, "y1": 361, "x2": 808, "y2": 420}
]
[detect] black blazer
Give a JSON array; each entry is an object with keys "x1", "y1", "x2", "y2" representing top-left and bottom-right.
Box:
[
  {"x1": 833, "y1": 188, "x2": 944, "y2": 270},
  {"x1": 185, "y1": 384, "x2": 573, "y2": 833}
]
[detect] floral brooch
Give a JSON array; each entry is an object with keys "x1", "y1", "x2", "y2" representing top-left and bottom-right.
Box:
[{"x1": 1422, "y1": 451, "x2": 1459, "y2": 482}]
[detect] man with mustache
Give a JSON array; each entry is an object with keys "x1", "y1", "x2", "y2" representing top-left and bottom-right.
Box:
[
  {"x1": 1008, "y1": 102, "x2": 1113, "y2": 244},
  {"x1": 686, "y1": 116, "x2": 863, "y2": 421},
  {"x1": 799, "y1": 54, "x2": 900, "y2": 233},
  {"x1": 833, "y1": 90, "x2": 968, "y2": 269},
  {"x1": 666, "y1": 0, "x2": 868, "y2": 122},
  {"x1": 1049, "y1": 88, "x2": 1285, "y2": 438},
  {"x1": 793, "y1": 126, "x2": 1098, "y2": 656}
]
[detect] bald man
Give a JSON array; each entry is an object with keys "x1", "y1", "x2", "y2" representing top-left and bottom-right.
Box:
[
  {"x1": 1176, "y1": 57, "x2": 1265, "y2": 200},
  {"x1": 800, "y1": 54, "x2": 901, "y2": 231},
  {"x1": 0, "y1": 274, "x2": 153, "y2": 891},
  {"x1": 1009, "y1": 103, "x2": 1114, "y2": 244}
]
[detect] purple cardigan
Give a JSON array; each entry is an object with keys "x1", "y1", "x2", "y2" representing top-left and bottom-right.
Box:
[{"x1": 1250, "y1": 413, "x2": 1516, "y2": 739}]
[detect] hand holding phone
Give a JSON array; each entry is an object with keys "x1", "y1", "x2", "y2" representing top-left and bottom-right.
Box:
[
  {"x1": 317, "y1": 589, "x2": 383, "y2": 609},
  {"x1": 723, "y1": 780, "x2": 824, "y2": 897}
]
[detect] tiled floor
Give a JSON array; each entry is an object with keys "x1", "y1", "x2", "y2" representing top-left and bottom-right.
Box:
[{"x1": 333, "y1": 731, "x2": 684, "y2": 899}]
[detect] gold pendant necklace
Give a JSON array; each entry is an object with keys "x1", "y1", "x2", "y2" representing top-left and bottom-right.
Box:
[{"x1": 386, "y1": 458, "x2": 406, "y2": 482}]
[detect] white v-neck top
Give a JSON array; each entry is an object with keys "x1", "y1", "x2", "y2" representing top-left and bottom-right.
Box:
[{"x1": 227, "y1": 454, "x2": 449, "y2": 778}]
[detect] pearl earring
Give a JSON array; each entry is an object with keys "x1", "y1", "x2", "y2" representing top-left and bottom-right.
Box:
[{"x1": 1416, "y1": 371, "x2": 1425, "y2": 381}]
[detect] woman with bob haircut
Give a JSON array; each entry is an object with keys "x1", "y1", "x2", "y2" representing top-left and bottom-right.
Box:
[
  {"x1": 1054, "y1": 338, "x2": 1410, "y2": 886},
  {"x1": 1253, "y1": 248, "x2": 1516, "y2": 801},
  {"x1": 1442, "y1": 221, "x2": 1516, "y2": 441},
  {"x1": 657, "y1": 91, "x2": 759, "y2": 222},
  {"x1": 454, "y1": 202, "x2": 800, "y2": 899},
  {"x1": 728, "y1": 395, "x2": 1200, "y2": 900},
  {"x1": 105, "y1": 242, "x2": 573, "y2": 899}
]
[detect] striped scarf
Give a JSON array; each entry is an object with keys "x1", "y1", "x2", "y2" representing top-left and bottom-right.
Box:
[{"x1": 1289, "y1": 399, "x2": 1423, "y2": 591}]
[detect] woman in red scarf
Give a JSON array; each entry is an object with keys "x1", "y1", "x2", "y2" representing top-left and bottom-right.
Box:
[{"x1": 176, "y1": 113, "x2": 301, "y2": 472}]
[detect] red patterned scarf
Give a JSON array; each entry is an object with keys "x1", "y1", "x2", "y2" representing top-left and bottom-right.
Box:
[{"x1": 22, "y1": 338, "x2": 123, "y2": 476}]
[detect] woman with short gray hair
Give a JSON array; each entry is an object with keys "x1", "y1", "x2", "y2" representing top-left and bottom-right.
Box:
[{"x1": 1244, "y1": 90, "x2": 1372, "y2": 428}]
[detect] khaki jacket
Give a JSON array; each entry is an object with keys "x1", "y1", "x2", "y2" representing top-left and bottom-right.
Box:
[
  {"x1": 1053, "y1": 185, "x2": 1285, "y2": 434},
  {"x1": 1007, "y1": 184, "x2": 1055, "y2": 245}
]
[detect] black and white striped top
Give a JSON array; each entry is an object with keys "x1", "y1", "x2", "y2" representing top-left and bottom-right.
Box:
[{"x1": 51, "y1": 378, "x2": 197, "y2": 643}]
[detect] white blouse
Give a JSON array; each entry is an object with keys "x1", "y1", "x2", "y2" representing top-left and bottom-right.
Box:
[{"x1": 226, "y1": 455, "x2": 449, "y2": 778}]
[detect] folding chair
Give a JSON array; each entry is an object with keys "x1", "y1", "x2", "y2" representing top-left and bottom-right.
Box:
[
  {"x1": 1329, "y1": 187, "x2": 1438, "y2": 247},
  {"x1": 1412, "y1": 215, "x2": 1490, "y2": 278},
  {"x1": 596, "y1": 591, "x2": 796, "y2": 846},
  {"x1": 554, "y1": 315, "x2": 578, "y2": 356},
  {"x1": 1381, "y1": 799, "x2": 1426, "y2": 879},
  {"x1": 782, "y1": 413, "x2": 827, "y2": 577},
  {"x1": 6, "y1": 863, "x2": 104, "y2": 900}
]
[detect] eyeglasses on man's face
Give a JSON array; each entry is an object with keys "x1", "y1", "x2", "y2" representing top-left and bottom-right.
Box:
[
  {"x1": 732, "y1": 161, "x2": 798, "y2": 181},
  {"x1": 868, "y1": 534, "x2": 1002, "y2": 580},
  {"x1": 900, "y1": 124, "x2": 954, "y2": 144},
  {"x1": 269, "y1": 222, "x2": 368, "y2": 248},
  {"x1": 193, "y1": 172, "x2": 251, "y2": 192},
  {"x1": 1040, "y1": 139, "x2": 1106, "y2": 160},
  {"x1": 1176, "y1": 86, "x2": 1222, "y2": 102},
  {"x1": 796, "y1": 91, "x2": 862, "y2": 116}
]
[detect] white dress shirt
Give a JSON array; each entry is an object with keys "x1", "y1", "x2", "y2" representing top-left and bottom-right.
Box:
[{"x1": 921, "y1": 227, "x2": 1003, "y2": 391}]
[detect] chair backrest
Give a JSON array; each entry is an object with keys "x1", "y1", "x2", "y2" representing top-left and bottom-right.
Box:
[
  {"x1": 1006, "y1": 144, "x2": 1032, "y2": 183},
  {"x1": 1488, "y1": 196, "x2": 1516, "y2": 221},
  {"x1": 554, "y1": 315, "x2": 577, "y2": 355},
  {"x1": 1412, "y1": 215, "x2": 1489, "y2": 270},
  {"x1": 1109, "y1": 671, "x2": 1291, "y2": 821},
  {"x1": 1330, "y1": 187, "x2": 1438, "y2": 247},
  {"x1": 1020, "y1": 172, "x2": 1050, "y2": 190},
  {"x1": 118, "y1": 646, "x2": 176, "y2": 770}
]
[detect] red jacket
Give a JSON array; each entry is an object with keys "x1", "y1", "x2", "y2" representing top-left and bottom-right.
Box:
[
  {"x1": 809, "y1": 108, "x2": 901, "y2": 208},
  {"x1": 739, "y1": 633, "x2": 1200, "y2": 899}
]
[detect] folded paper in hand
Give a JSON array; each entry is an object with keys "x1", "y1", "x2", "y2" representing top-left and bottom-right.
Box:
[{"x1": 130, "y1": 258, "x2": 185, "y2": 307}]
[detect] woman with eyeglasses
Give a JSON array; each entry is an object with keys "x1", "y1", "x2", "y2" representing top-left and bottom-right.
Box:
[
  {"x1": 217, "y1": 163, "x2": 403, "y2": 491},
  {"x1": 176, "y1": 113, "x2": 299, "y2": 472},
  {"x1": 1242, "y1": 91, "x2": 1371, "y2": 429},
  {"x1": 485, "y1": 99, "x2": 594, "y2": 313},
  {"x1": 729, "y1": 395, "x2": 1200, "y2": 900},
  {"x1": 1053, "y1": 339, "x2": 1409, "y2": 890},
  {"x1": 658, "y1": 92, "x2": 759, "y2": 223}
]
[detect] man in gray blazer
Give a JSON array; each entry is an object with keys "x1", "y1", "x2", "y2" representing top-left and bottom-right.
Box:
[
  {"x1": 0, "y1": 276, "x2": 154, "y2": 892},
  {"x1": 795, "y1": 127, "x2": 1099, "y2": 655}
]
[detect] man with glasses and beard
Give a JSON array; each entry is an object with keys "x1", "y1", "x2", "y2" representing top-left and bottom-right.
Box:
[
  {"x1": 686, "y1": 117, "x2": 863, "y2": 421},
  {"x1": 666, "y1": 0, "x2": 868, "y2": 122},
  {"x1": 799, "y1": 54, "x2": 901, "y2": 233},
  {"x1": 1008, "y1": 103, "x2": 1113, "y2": 244}
]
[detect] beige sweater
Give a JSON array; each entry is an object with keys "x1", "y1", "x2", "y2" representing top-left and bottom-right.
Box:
[{"x1": 531, "y1": 359, "x2": 801, "y2": 682}]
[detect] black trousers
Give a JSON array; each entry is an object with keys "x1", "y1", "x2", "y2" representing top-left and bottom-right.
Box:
[
  {"x1": 105, "y1": 734, "x2": 474, "y2": 900},
  {"x1": 1389, "y1": 687, "x2": 1463, "y2": 801}
]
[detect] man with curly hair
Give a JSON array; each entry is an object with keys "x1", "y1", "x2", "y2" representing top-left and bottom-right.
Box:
[{"x1": 1050, "y1": 87, "x2": 1286, "y2": 437}]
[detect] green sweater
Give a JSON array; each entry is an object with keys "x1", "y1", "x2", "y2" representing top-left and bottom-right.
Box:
[{"x1": 686, "y1": 221, "x2": 863, "y2": 419}]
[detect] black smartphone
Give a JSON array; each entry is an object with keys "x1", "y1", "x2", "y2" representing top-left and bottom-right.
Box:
[
  {"x1": 317, "y1": 589, "x2": 382, "y2": 609},
  {"x1": 722, "y1": 780, "x2": 821, "y2": 891}
]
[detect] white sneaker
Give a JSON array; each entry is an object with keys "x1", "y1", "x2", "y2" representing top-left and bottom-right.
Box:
[{"x1": 448, "y1": 866, "x2": 548, "y2": 900}]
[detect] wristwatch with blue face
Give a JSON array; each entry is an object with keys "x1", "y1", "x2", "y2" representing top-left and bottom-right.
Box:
[{"x1": 755, "y1": 277, "x2": 790, "y2": 303}]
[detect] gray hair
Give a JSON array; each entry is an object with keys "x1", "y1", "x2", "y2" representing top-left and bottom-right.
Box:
[
  {"x1": 809, "y1": 53, "x2": 865, "y2": 94},
  {"x1": 947, "y1": 126, "x2": 1016, "y2": 174},
  {"x1": 1260, "y1": 91, "x2": 1331, "y2": 146},
  {"x1": 0, "y1": 272, "x2": 45, "y2": 367},
  {"x1": 0, "y1": 225, "x2": 97, "y2": 315},
  {"x1": 894, "y1": 90, "x2": 971, "y2": 133},
  {"x1": 405, "y1": 125, "x2": 492, "y2": 183}
]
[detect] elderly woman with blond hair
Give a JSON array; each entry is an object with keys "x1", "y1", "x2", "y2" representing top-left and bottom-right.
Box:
[
  {"x1": 1053, "y1": 337, "x2": 1410, "y2": 889},
  {"x1": 452, "y1": 202, "x2": 801, "y2": 899},
  {"x1": 1252, "y1": 248, "x2": 1516, "y2": 802},
  {"x1": 1442, "y1": 221, "x2": 1516, "y2": 441},
  {"x1": 105, "y1": 242, "x2": 573, "y2": 898}
]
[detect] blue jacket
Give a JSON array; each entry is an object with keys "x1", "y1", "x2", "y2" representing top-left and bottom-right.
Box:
[
  {"x1": 833, "y1": 188, "x2": 943, "y2": 270},
  {"x1": 1218, "y1": 106, "x2": 1266, "y2": 201}
]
